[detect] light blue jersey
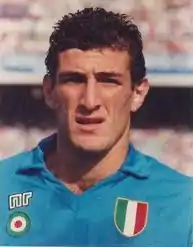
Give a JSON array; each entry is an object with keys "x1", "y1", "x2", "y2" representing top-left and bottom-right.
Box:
[{"x1": 0, "y1": 134, "x2": 192, "y2": 246}]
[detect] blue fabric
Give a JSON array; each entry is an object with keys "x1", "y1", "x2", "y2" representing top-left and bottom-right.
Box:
[{"x1": 0, "y1": 134, "x2": 192, "y2": 246}]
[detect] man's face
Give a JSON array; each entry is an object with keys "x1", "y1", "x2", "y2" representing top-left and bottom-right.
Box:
[{"x1": 44, "y1": 48, "x2": 149, "y2": 152}]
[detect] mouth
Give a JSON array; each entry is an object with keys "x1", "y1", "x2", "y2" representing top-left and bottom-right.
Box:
[{"x1": 76, "y1": 117, "x2": 105, "y2": 125}]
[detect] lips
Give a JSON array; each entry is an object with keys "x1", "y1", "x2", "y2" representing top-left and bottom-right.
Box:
[{"x1": 76, "y1": 116, "x2": 104, "y2": 125}]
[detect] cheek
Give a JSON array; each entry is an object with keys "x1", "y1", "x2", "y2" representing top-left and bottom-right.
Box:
[
  {"x1": 109, "y1": 91, "x2": 132, "y2": 118},
  {"x1": 55, "y1": 89, "x2": 80, "y2": 120}
]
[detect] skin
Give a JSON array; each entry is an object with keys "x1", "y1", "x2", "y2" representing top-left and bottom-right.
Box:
[{"x1": 43, "y1": 48, "x2": 149, "y2": 193}]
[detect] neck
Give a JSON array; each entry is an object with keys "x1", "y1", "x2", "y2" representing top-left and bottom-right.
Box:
[{"x1": 46, "y1": 128, "x2": 130, "y2": 193}]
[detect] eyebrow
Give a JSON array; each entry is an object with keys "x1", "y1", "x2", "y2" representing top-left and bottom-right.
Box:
[
  {"x1": 94, "y1": 72, "x2": 123, "y2": 77},
  {"x1": 58, "y1": 71, "x2": 123, "y2": 79},
  {"x1": 58, "y1": 71, "x2": 86, "y2": 81}
]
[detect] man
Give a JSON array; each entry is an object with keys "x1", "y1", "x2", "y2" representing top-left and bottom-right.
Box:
[{"x1": 0, "y1": 7, "x2": 192, "y2": 246}]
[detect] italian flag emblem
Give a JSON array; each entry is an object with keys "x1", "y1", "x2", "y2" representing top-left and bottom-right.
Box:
[
  {"x1": 114, "y1": 198, "x2": 148, "y2": 237},
  {"x1": 7, "y1": 212, "x2": 31, "y2": 237}
]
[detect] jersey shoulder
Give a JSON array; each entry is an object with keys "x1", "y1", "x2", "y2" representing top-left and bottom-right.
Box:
[
  {"x1": 144, "y1": 151, "x2": 193, "y2": 183},
  {"x1": 0, "y1": 149, "x2": 36, "y2": 178}
]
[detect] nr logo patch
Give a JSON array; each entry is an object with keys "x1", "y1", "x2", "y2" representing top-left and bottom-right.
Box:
[
  {"x1": 9, "y1": 192, "x2": 33, "y2": 210},
  {"x1": 114, "y1": 197, "x2": 148, "y2": 237}
]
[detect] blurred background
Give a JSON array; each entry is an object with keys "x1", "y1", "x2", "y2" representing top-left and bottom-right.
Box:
[{"x1": 0, "y1": 0, "x2": 193, "y2": 175}]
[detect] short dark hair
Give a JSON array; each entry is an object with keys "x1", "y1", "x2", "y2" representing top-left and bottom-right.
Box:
[{"x1": 45, "y1": 7, "x2": 146, "y2": 84}]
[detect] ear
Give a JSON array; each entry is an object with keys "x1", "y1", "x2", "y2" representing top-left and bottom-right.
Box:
[
  {"x1": 43, "y1": 75, "x2": 56, "y2": 109},
  {"x1": 130, "y1": 78, "x2": 149, "y2": 112}
]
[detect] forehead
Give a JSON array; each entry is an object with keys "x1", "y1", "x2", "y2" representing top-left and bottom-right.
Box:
[{"x1": 58, "y1": 48, "x2": 130, "y2": 73}]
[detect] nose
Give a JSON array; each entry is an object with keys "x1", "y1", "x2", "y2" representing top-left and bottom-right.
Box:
[{"x1": 80, "y1": 78, "x2": 101, "y2": 111}]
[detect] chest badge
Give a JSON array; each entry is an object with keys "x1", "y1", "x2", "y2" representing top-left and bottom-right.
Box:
[
  {"x1": 7, "y1": 211, "x2": 31, "y2": 237},
  {"x1": 114, "y1": 197, "x2": 148, "y2": 237}
]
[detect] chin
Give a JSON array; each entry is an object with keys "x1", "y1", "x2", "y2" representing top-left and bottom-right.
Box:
[{"x1": 71, "y1": 136, "x2": 110, "y2": 154}]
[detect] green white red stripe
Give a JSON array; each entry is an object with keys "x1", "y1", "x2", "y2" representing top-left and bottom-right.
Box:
[{"x1": 115, "y1": 198, "x2": 148, "y2": 237}]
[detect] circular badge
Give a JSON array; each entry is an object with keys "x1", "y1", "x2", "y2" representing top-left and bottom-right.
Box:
[{"x1": 7, "y1": 211, "x2": 31, "y2": 237}]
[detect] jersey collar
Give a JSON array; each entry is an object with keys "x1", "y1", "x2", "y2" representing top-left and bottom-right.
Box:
[
  {"x1": 18, "y1": 134, "x2": 56, "y2": 173},
  {"x1": 18, "y1": 134, "x2": 151, "y2": 178},
  {"x1": 120, "y1": 144, "x2": 151, "y2": 178}
]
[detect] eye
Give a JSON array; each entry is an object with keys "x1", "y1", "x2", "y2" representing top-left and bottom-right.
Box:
[
  {"x1": 95, "y1": 73, "x2": 122, "y2": 85},
  {"x1": 63, "y1": 76, "x2": 85, "y2": 84},
  {"x1": 99, "y1": 77, "x2": 120, "y2": 85},
  {"x1": 103, "y1": 78, "x2": 119, "y2": 84}
]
